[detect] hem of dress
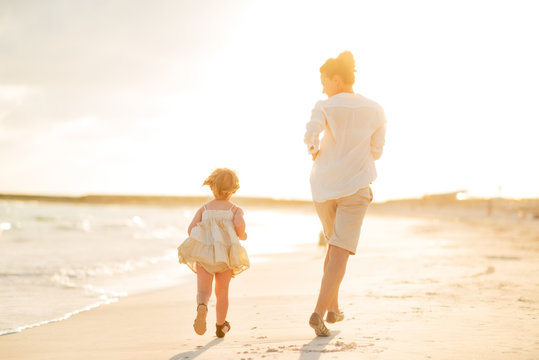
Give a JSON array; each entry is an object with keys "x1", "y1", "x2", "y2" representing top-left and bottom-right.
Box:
[{"x1": 177, "y1": 238, "x2": 250, "y2": 277}]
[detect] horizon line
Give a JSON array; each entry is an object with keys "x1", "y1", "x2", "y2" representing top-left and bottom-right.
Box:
[{"x1": 0, "y1": 192, "x2": 536, "y2": 206}]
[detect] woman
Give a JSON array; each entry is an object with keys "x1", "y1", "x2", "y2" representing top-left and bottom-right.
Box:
[{"x1": 304, "y1": 51, "x2": 386, "y2": 336}]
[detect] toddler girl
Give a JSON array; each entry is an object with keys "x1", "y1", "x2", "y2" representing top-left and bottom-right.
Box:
[{"x1": 178, "y1": 168, "x2": 249, "y2": 338}]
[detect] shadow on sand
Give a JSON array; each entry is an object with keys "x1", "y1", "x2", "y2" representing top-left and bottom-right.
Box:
[
  {"x1": 169, "y1": 338, "x2": 223, "y2": 360},
  {"x1": 298, "y1": 330, "x2": 340, "y2": 360}
]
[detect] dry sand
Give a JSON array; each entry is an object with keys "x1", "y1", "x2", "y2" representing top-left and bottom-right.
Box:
[{"x1": 1, "y1": 213, "x2": 538, "y2": 360}]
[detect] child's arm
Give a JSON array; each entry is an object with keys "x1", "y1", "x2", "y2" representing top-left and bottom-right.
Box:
[
  {"x1": 233, "y1": 207, "x2": 247, "y2": 240},
  {"x1": 187, "y1": 207, "x2": 204, "y2": 236}
]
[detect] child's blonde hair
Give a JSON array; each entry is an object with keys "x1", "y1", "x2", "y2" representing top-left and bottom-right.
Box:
[{"x1": 203, "y1": 168, "x2": 240, "y2": 200}]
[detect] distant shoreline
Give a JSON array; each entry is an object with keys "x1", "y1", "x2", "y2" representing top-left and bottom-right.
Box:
[
  {"x1": 1, "y1": 193, "x2": 537, "y2": 217},
  {"x1": 0, "y1": 193, "x2": 314, "y2": 208}
]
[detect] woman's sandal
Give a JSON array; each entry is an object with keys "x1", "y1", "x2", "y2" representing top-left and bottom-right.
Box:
[
  {"x1": 326, "y1": 311, "x2": 344, "y2": 324},
  {"x1": 309, "y1": 312, "x2": 330, "y2": 337},
  {"x1": 193, "y1": 304, "x2": 208, "y2": 335},
  {"x1": 216, "y1": 321, "x2": 231, "y2": 338}
]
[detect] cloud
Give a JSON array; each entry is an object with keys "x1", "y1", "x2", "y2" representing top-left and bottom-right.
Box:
[
  {"x1": 1, "y1": 0, "x2": 247, "y2": 86},
  {"x1": 0, "y1": 0, "x2": 250, "y2": 133}
]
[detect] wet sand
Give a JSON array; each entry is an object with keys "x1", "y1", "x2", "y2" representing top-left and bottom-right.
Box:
[{"x1": 1, "y1": 213, "x2": 538, "y2": 359}]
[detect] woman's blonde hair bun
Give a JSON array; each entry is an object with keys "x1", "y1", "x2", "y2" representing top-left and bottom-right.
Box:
[
  {"x1": 337, "y1": 51, "x2": 356, "y2": 73},
  {"x1": 320, "y1": 50, "x2": 356, "y2": 85}
]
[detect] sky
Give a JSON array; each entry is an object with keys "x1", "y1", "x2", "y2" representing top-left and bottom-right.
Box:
[{"x1": 1, "y1": 0, "x2": 538, "y2": 201}]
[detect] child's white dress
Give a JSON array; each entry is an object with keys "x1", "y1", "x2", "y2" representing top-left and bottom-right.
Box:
[{"x1": 178, "y1": 205, "x2": 249, "y2": 276}]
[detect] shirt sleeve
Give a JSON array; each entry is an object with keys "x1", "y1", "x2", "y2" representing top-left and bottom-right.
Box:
[
  {"x1": 304, "y1": 101, "x2": 326, "y2": 154},
  {"x1": 370, "y1": 106, "x2": 387, "y2": 160}
]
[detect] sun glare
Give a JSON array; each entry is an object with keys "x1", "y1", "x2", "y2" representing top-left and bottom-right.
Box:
[{"x1": 0, "y1": 1, "x2": 537, "y2": 201}]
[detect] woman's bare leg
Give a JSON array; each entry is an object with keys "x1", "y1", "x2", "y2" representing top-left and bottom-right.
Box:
[
  {"x1": 314, "y1": 245, "x2": 349, "y2": 318},
  {"x1": 214, "y1": 269, "x2": 233, "y2": 325},
  {"x1": 323, "y1": 250, "x2": 341, "y2": 313}
]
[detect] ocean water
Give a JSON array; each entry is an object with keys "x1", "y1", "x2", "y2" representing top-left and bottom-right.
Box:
[{"x1": 0, "y1": 200, "x2": 321, "y2": 335}]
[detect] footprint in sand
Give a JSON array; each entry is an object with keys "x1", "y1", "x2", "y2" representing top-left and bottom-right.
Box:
[
  {"x1": 471, "y1": 266, "x2": 495, "y2": 277},
  {"x1": 485, "y1": 255, "x2": 521, "y2": 261},
  {"x1": 321, "y1": 341, "x2": 358, "y2": 352}
]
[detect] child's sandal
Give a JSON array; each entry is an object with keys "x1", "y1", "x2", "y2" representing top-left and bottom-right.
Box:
[
  {"x1": 193, "y1": 304, "x2": 208, "y2": 335},
  {"x1": 216, "y1": 320, "x2": 231, "y2": 338}
]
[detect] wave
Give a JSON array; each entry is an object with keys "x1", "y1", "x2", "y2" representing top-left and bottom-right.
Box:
[
  {"x1": 0, "y1": 222, "x2": 12, "y2": 230},
  {"x1": 0, "y1": 297, "x2": 120, "y2": 336},
  {"x1": 49, "y1": 251, "x2": 177, "y2": 287},
  {"x1": 0, "y1": 271, "x2": 54, "y2": 277},
  {"x1": 0, "y1": 222, "x2": 12, "y2": 236},
  {"x1": 34, "y1": 216, "x2": 56, "y2": 222}
]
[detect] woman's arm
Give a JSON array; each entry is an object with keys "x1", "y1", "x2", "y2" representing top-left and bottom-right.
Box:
[
  {"x1": 370, "y1": 107, "x2": 387, "y2": 160},
  {"x1": 304, "y1": 101, "x2": 326, "y2": 157},
  {"x1": 232, "y1": 207, "x2": 247, "y2": 240},
  {"x1": 187, "y1": 207, "x2": 204, "y2": 236}
]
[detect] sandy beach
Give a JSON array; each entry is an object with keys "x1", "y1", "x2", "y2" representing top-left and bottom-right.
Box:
[
  {"x1": 3, "y1": 1, "x2": 538, "y2": 359},
  {"x1": 1, "y1": 211, "x2": 538, "y2": 360}
]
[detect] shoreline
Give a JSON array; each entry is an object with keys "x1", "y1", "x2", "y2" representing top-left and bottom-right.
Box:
[
  {"x1": 1, "y1": 212, "x2": 538, "y2": 359},
  {"x1": 0, "y1": 297, "x2": 120, "y2": 337},
  {"x1": 0, "y1": 245, "x2": 314, "y2": 338},
  {"x1": 0, "y1": 193, "x2": 314, "y2": 209},
  {"x1": 0, "y1": 244, "x2": 332, "y2": 359},
  {"x1": 0, "y1": 201, "x2": 321, "y2": 338},
  {"x1": 2, "y1": 193, "x2": 537, "y2": 216}
]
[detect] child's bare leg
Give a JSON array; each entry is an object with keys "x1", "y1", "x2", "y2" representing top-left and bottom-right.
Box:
[
  {"x1": 214, "y1": 269, "x2": 233, "y2": 325},
  {"x1": 314, "y1": 245, "x2": 349, "y2": 317},
  {"x1": 196, "y1": 263, "x2": 213, "y2": 305}
]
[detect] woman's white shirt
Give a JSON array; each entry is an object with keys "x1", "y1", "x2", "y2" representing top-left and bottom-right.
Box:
[{"x1": 304, "y1": 92, "x2": 386, "y2": 202}]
